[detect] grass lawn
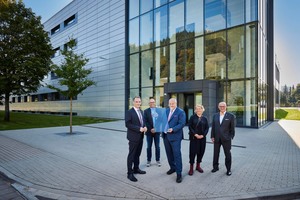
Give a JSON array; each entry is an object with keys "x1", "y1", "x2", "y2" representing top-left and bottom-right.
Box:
[
  {"x1": 0, "y1": 111, "x2": 113, "y2": 131},
  {"x1": 275, "y1": 108, "x2": 300, "y2": 120}
]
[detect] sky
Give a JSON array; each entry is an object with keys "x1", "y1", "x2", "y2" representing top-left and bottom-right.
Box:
[{"x1": 22, "y1": 0, "x2": 300, "y2": 87}]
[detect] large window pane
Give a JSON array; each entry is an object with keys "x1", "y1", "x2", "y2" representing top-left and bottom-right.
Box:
[
  {"x1": 227, "y1": 80, "x2": 245, "y2": 126},
  {"x1": 195, "y1": 37, "x2": 204, "y2": 80},
  {"x1": 129, "y1": 18, "x2": 139, "y2": 53},
  {"x1": 141, "y1": 87, "x2": 153, "y2": 110},
  {"x1": 245, "y1": 79, "x2": 257, "y2": 126},
  {"x1": 155, "y1": 46, "x2": 169, "y2": 86},
  {"x1": 246, "y1": 0, "x2": 258, "y2": 23},
  {"x1": 186, "y1": 0, "x2": 204, "y2": 37},
  {"x1": 141, "y1": 50, "x2": 153, "y2": 87},
  {"x1": 141, "y1": 0, "x2": 153, "y2": 14},
  {"x1": 154, "y1": 0, "x2": 168, "y2": 8},
  {"x1": 170, "y1": 42, "x2": 185, "y2": 82},
  {"x1": 205, "y1": 0, "x2": 226, "y2": 32},
  {"x1": 130, "y1": 54, "x2": 139, "y2": 89},
  {"x1": 154, "y1": 5, "x2": 168, "y2": 47},
  {"x1": 205, "y1": 31, "x2": 226, "y2": 80},
  {"x1": 154, "y1": 87, "x2": 165, "y2": 107},
  {"x1": 228, "y1": 26, "x2": 245, "y2": 79},
  {"x1": 129, "y1": 0, "x2": 139, "y2": 19},
  {"x1": 186, "y1": 39, "x2": 195, "y2": 81},
  {"x1": 227, "y1": 0, "x2": 244, "y2": 28},
  {"x1": 169, "y1": 0, "x2": 184, "y2": 43},
  {"x1": 245, "y1": 23, "x2": 257, "y2": 78},
  {"x1": 140, "y1": 12, "x2": 153, "y2": 51}
]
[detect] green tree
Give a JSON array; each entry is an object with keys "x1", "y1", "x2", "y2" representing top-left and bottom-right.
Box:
[
  {"x1": 0, "y1": 1, "x2": 53, "y2": 121},
  {"x1": 47, "y1": 38, "x2": 96, "y2": 134}
]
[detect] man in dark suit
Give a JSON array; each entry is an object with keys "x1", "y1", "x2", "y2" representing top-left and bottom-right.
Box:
[
  {"x1": 163, "y1": 98, "x2": 186, "y2": 183},
  {"x1": 144, "y1": 98, "x2": 161, "y2": 167},
  {"x1": 125, "y1": 96, "x2": 147, "y2": 182},
  {"x1": 211, "y1": 102, "x2": 235, "y2": 176}
]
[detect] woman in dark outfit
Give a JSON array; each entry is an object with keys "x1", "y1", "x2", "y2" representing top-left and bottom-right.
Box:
[{"x1": 188, "y1": 104, "x2": 209, "y2": 175}]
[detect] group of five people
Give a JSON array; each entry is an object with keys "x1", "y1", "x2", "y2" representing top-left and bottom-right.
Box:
[{"x1": 125, "y1": 96, "x2": 235, "y2": 183}]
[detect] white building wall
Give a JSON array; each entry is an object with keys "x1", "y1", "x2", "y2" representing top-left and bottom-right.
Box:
[{"x1": 8, "y1": 0, "x2": 126, "y2": 119}]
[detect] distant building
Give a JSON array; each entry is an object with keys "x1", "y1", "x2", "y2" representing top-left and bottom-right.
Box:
[{"x1": 8, "y1": 0, "x2": 276, "y2": 127}]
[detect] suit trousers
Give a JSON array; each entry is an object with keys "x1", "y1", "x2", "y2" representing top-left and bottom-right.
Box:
[
  {"x1": 213, "y1": 139, "x2": 232, "y2": 171},
  {"x1": 146, "y1": 132, "x2": 160, "y2": 162},
  {"x1": 163, "y1": 135, "x2": 182, "y2": 175},
  {"x1": 127, "y1": 139, "x2": 143, "y2": 174}
]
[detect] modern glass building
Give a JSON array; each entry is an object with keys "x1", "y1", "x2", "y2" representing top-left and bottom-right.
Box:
[
  {"x1": 7, "y1": 0, "x2": 275, "y2": 128},
  {"x1": 127, "y1": 0, "x2": 275, "y2": 127}
]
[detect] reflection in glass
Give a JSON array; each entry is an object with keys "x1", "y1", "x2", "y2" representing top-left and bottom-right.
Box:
[
  {"x1": 186, "y1": 0, "x2": 204, "y2": 37},
  {"x1": 154, "y1": 5, "x2": 168, "y2": 47},
  {"x1": 141, "y1": 50, "x2": 153, "y2": 87},
  {"x1": 227, "y1": 0, "x2": 244, "y2": 28},
  {"x1": 246, "y1": 0, "x2": 258, "y2": 23},
  {"x1": 129, "y1": 0, "x2": 139, "y2": 19},
  {"x1": 169, "y1": 0, "x2": 184, "y2": 43},
  {"x1": 227, "y1": 80, "x2": 245, "y2": 126},
  {"x1": 205, "y1": 31, "x2": 226, "y2": 80},
  {"x1": 195, "y1": 37, "x2": 204, "y2": 80},
  {"x1": 186, "y1": 39, "x2": 195, "y2": 81},
  {"x1": 141, "y1": 0, "x2": 153, "y2": 14},
  {"x1": 130, "y1": 54, "x2": 139, "y2": 89},
  {"x1": 246, "y1": 23, "x2": 257, "y2": 78},
  {"x1": 205, "y1": 0, "x2": 226, "y2": 33},
  {"x1": 140, "y1": 12, "x2": 153, "y2": 51},
  {"x1": 141, "y1": 87, "x2": 153, "y2": 110},
  {"x1": 154, "y1": 0, "x2": 168, "y2": 8},
  {"x1": 129, "y1": 18, "x2": 139, "y2": 53},
  {"x1": 228, "y1": 26, "x2": 244, "y2": 79},
  {"x1": 155, "y1": 46, "x2": 169, "y2": 86}
]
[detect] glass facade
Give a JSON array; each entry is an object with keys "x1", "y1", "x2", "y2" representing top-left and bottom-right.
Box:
[{"x1": 127, "y1": 0, "x2": 273, "y2": 127}]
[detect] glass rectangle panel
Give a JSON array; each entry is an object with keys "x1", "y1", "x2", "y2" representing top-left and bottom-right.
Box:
[
  {"x1": 205, "y1": 0, "x2": 226, "y2": 32},
  {"x1": 169, "y1": 0, "x2": 184, "y2": 43},
  {"x1": 246, "y1": 0, "x2": 258, "y2": 23},
  {"x1": 154, "y1": 5, "x2": 168, "y2": 47},
  {"x1": 155, "y1": 0, "x2": 168, "y2": 8},
  {"x1": 186, "y1": 39, "x2": 195, "y2": 81},
  {"x1": 227, "y1": 0, "x2": 244, "y2": 28},
  {"x1": 130, "y1": 54, "x2": 140, "y2": 89},
  {"x1": 227, "y1": 80, "x2": 245, "y2": 126},
  {"x1": 186, "y1": 0, "x2": 204, "y2": 37},
  {"x1": 129, "y1": 18, "x2": 139, "y2": 53},
  {"x1": 141, "y1": 50, "x2": 154, "y2": 87},
  {"x1": 155, "y1": 46, "x2": 169, "y2": 86},
  {"x1": 245, "y1": 23, "x2": 257, "y2": 78},
  {"x1": 129, "y1": 0, "x2": 139, "y2": 19},
  {"x1": 140, "y1": 12, "x2": 154, "y2": 51},
  {"x1": 154, "y1": 87, "x2": 165, "y2": 107},
  {"x1": 141, "y1": 87, "x2": 153, "y2": 110},
  {"x1": 195, "y1": 37, "x2": 204, "y2": 80},
  {"x1": 141, "y1": 0, "x2": 153, "y2": 14},
  {"x1": 205, "y1": 31, "x2": 226, "y2": 80},
  {"x1": 228, "y1": 26, "x2": 245, "y2": 79}
]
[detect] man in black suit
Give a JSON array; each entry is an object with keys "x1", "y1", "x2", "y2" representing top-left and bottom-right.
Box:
[
  {"x1": 125, "y1": 96, "x2": 147, "y2": 182},
  {"x1": 211, "y1": 102, "x2": 235, "y2": 176}
]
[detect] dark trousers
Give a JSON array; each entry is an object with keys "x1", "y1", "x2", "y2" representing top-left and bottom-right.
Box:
[
  {"x1": 127, "y1": 139, "x2": 143, "y2": 174},
  {"x1": 189, "y1": 138, "x2": 206, "y2": 164},
  {"x1": 163, "y1": 135, "x2": 182, "y2": 175},
  {"x1": 213, "y1": 139, "x2": 232, "y2": 171},
  {"x1": 146, "y1": 132, "x2": 160, "y2": 162}
]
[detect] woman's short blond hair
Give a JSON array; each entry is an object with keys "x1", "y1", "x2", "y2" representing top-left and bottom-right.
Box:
[{"x1": 195, "y1": 104, "x2": 205, "y2": 112}]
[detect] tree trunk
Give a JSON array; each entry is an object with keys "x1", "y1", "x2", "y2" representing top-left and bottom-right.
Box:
[
  {"x1": 4, "y1": 92, "x2": 10, "y2": 122},
  {"x1": 69, "y1": 97, "x2": 73, "y2": 134}
]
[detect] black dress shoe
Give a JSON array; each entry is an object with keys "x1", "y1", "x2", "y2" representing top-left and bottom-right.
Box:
[
  {"x1": 166, "y1": 169, "x2": 176, "y2": 175},
  {"x1": 127, "y1": 174, "x2": 138, "y2": 182},
  {"x1": 211, "y1": 168, "x2": 219, "y2": 173},
  {"x1": 133, "y1": 169, "x2": 146, "y2": 174},
  {"x1": 226, "y1": 171, "x2": 232, "y2": 176},
  {"x1": 176, "y1": 174, "x2": 182, "y2": 183}
]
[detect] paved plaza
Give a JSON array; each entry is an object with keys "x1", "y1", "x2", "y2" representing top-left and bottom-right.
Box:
[{"x1": 0, "y1": 120, "x2": 300, "y2": 200}]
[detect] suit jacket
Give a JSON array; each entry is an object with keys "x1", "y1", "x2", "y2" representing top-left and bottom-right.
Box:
[
  {"x1": 125, "y1": 107, "x2": 145, "y2": 143},
  {"x1": 188, "y1": 114, "x2": 209, "y2": 140},
  {"x1": 211, "y1": 112, "x2": 235, "y2": 142},
  {"x1": 165, "y1": 107, "x2": 186, "y2": 141}
]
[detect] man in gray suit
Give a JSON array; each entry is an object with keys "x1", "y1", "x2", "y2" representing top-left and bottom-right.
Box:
[
  {"x1": 211, "y1": 102, "x2": 235, "y2": 176},
  {"x1": 125, "y1": 96, "x2": 147, "y2": 182}
]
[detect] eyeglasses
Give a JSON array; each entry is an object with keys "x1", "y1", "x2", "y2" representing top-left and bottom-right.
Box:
[{"x1": 149, "y1": 102, "x2": 155, "y2": 103}]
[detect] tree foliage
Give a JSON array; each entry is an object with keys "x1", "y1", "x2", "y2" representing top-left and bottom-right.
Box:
[
  {"x1": 0, "y1": 0, "x2": 53, "y2": 121},
  {"x1": 47, "y1": 38, "x2": 96, "y2": 134}
]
